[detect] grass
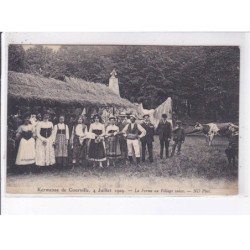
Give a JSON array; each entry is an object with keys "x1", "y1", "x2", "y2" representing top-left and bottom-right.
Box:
[{"x1": 6, "y1": 135, "x2": 238, "y2": 195}]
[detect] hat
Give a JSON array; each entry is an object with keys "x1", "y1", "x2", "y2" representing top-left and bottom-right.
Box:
[
  {"x1": 119, "y1": 112, "x2": 126, "y2": 117},
  {"x1": 130, "y1": 115, "x2": 136, "y2": 119},
  {"x1": 162, "y1": 113, "x2": 167, "y2": 118},
  {"x1": 143, "y1": 114, "x2": 150, "y2": 118},
  {"x1": 43, "y1": 113, "x2": 50, "y2": 119},
  {"x1": 109, "y1": 115, "x2": 116, "y2": 120},
  {"x1": 92, "y1": 114, "x2": 101, "y2": 120}
]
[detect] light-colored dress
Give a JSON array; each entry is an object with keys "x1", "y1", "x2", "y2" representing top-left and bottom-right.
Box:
[
  {"x1": 36, "y1": 121, "x2": 56, "y2": 166},
  {"x1": 15, "y1": 124, "x2": 36, "y2": 165},
  {"x1": 88, "y1": 122, "x2": 106, "y2": 162},
  {"x1": 106, "y1": 124, "x2": 121, "y2": 158}
]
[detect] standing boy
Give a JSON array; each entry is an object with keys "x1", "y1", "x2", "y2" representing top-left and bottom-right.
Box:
[{"x1": 171, "y1": 120, "x2": 185, "y2": 156}]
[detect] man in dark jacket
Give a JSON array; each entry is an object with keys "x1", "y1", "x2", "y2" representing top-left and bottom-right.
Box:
[
  {"x1": 157, "y1": 114, "x2": 172, "y2": 159},
  {"x1": 225, "y1": 130, "x2": 238, "y2": 167},
  {"x1": 117, "y1": 112, "x2": 129, "y2": 159},
  {"x1": 141, "y1": 114, "x2": 155, "y2": 162},
  {"x1": 171, "y1": 120, "x2": 185, "y2": 156}
]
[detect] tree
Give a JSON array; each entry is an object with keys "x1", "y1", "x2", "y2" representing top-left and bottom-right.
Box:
[
  {"x1": 8, "y1": 45, "x2": 26, "y2": 72},
  {"x1": 8, "y1": 44, "x2": 240, "y2": 122},
  {"x1": 25, "y1": 45, "x2": 56, "y2": 77}
]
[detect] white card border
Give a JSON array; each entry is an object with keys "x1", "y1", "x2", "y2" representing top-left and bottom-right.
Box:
[{"x1": 1, "y1": 32, "x2": 250, "y2": 214}]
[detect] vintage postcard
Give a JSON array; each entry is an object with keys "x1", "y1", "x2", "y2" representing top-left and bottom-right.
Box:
[{"x1": 2, "y1": 34, "x2": 240, "y2": 196}]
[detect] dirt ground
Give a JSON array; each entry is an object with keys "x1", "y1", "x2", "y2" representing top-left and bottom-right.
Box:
[{"x1": 6, "y1": 135, "x2": 238, "y2": 196}]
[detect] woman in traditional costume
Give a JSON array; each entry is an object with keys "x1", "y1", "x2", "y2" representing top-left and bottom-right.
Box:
[
  {"x1": 15, "y1": 115, "x2": 36, "y2": 173},
  {"x1": 88, "y1": 114, "x2": 106, "y2": 167},
  {"x1": 54, "y1": 115, "x2": 69, "y2": 168},
  {"x1": 35, "y1": 114, "x2": 56, "y2": 168},
  {"x1": 106, "y1": 116, "x2": 121, "y2": 167},
  {"x1": 67, "y1": 115, "x2": 76, "y2": 164},
  {"x1": 70, "y1": 116, "x2": 88, "y2": 168}
]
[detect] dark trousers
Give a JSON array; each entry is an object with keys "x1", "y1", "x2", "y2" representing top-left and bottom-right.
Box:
[
  {"x1": 119, "y1": 138, "x2": 128, "y2": 159},
  {"x1": 141, "y1": 141, "x2": 153, "y2": 162},
  {"x1": 171, "y1": 141, "x2": 182, "y2": 156},
  {"x1": 160, "y1": 138, "x2": 169, "y2": 158},
  {"x1": 225, "y1": 147, "x2": 237, "y2": 166}
]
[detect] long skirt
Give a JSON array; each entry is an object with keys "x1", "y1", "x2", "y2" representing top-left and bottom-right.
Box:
[
  {"x1": 72, "y1": 136, "x2": 87, "y2": 165},
  {"x1": 88, "y1": 139, "x2": 106, "y2": 162},
  {"x1": 15, "y1": 137, "x2": 36, "y2": 165},
  {"x1": 106, "y1": 136, "x2": 121, "y2": 158},
  {"x1": 55, "y1": 133, "x2": 68, "y2": 167},
  {"x1": 36, "y1": 137, "x2": 55, "y2": 166}
]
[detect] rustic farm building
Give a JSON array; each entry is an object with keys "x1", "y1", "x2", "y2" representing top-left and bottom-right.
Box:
[
  {"x1": 8, "y1": 71, "x2": 136, "y2": 123},
  {"x1": 8, "y1": 71, "x2": 133, "y2": 109}
]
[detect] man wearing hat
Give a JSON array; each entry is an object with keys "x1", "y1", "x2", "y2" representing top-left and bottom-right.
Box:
[
  {"x1": 157, "y1": 113, "x2": 172, "y2": 159},
  {"x1": 117, "y1": 112, "x2": 129, "y2": 159},
  {"x1": 140, "y1": 114, "x2": 155, "y2": 162},
  {"x1": 171, "y1": 120, "x2": 185, "y2": 156},
  {"x1": 122, "y1": 115, "x2": 146, "y2": 165}
]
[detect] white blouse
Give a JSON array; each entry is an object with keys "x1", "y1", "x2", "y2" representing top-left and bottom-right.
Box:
[
  {"x1": 36, "y1": 121, "x2": 54, "y2": 141},
  {"x1": 53, "y1": 123, "x2": 70, "y2": 140},
  {"x1": 89, "y1": 122, "x2": 105, "y2": 136},
  {"x1": 70, "y1": 124, "x2": 88, "y2": 144},
  {"x1": 106, "y1": 124, "x2": 119, "y2": 135},
  {"x1": 16, "y1": 124, "x2": 35, "y2": 138},
  {"x1": 74, "y1": 124, "x2": 88, "y2": 137}
]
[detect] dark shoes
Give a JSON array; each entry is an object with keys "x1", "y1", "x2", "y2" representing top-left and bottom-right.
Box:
[
  {"x1": 136, "y1": 157, "x2": 140, "y2": 164},
  {"x1": 129, "y1": 156, "x2": 133, "y2": 164},
  {"x1": 171, "y1": 151, "x2": 181, "y2": 156},
  {"x1": 142, "y1": 157, "x2": 153, "y2": 163},
  {"x1": 160, "y1": 155, "x2": 169, "y2": 159}
]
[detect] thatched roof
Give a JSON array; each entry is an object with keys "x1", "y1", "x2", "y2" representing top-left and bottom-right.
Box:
[{"x1": 8, "y1": 71, "x2": 134, "y2": 108}]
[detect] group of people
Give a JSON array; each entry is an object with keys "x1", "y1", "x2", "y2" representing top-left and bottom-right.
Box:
[{"x1": 13, "y1": 111, "x2": 186, "y2": 173}]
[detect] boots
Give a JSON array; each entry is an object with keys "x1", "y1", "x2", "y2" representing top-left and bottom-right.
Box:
[
  {"x1": 129, "y1": 156, "x2": 133, "y2": 164},
  {"x1": 136, "y1": 157, "x2": 141, "y2": 164},
  {"x1": 166, "y1": 149, "x2": 169, "y2": 158}
]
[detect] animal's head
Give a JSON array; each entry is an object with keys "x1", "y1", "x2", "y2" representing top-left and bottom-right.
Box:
[
  {"x1": 228, "y1": 123, "x2": 239, "y2": 131},
  {"x1": 193, "y1": 122, "x2": 203, "y2": 132},
  {"x1": 228, "y1": 123, "x2": 239, "y2": 136}
]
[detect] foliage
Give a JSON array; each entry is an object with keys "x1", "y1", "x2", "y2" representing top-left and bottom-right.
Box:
[
  {"x1": 8, "y1": 45, "x2": 26, "y2": 72},
  {"x1": 8, "y1": 45, "x2": 240, "y2": 122}
]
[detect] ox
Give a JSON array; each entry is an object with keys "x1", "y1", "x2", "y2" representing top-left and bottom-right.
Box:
[{"x1": 193, "y1": 122, "x2": 238, "y2": 146}]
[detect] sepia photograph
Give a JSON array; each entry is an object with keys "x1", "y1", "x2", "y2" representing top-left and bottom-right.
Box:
[
  {"x1": 5, "y1": 43, "x2": 239, "y2": 196},
  {"x1": 1, "y1": 2, "x2": 250, "y2": 249}
]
